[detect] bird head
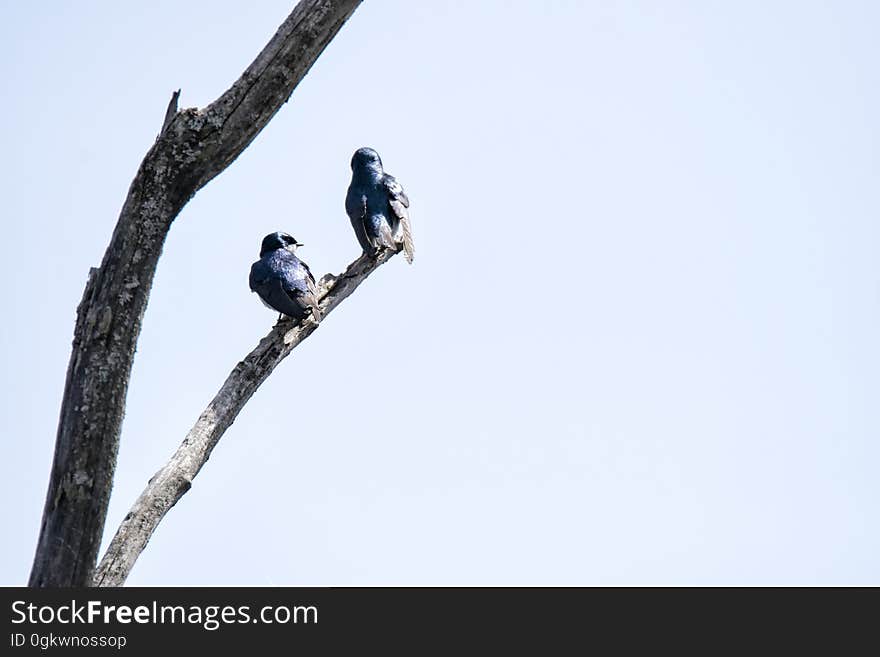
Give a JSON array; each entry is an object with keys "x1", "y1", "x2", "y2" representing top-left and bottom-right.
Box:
[
  {"x1": 260, "y1": 231, "x2": 302, "y2": 256},
  {"x1": 351, "y1": 147, "x2": 383, "y2": 174}
]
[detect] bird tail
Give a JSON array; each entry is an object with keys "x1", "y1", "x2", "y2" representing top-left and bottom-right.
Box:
[{"x1": 397, "y1": 216, "x2": 414, "y2": 264}]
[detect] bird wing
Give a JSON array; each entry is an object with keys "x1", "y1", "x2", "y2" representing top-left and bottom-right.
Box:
[
  {"x1": 382, "y1": 173, "x2": 414, "y2": 264},
  {"x1": 345, "y1": 186, "x2": 374, "y2": 254},
  {"x1": 382, "y1": 174, "x2": 410, "y2": 208},
  {"x1": 290, "y1": 259, "x2": 322, "y2": 321},
  {"x1": 249, "y1": 260, "x2": 271, "y2": 291},
  {"x1": 255, "y1": 276, "x2": 309, "y2": 319}
]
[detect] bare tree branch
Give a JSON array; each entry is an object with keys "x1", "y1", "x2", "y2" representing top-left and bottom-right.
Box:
[
  {"x1": 94, "y1": 250, "x2": 396, "y2": 587},
  {"x1": 30, "y1": 0, "x2": 363, "y2": 587}
]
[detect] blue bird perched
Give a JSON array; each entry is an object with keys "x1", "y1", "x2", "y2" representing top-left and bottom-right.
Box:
[
  {"x1": 345, "y1": 147, "x2": 414, "y2": 264},
  {"x1": 249, "y1": 231, "x2": 322, "y2": 322}
]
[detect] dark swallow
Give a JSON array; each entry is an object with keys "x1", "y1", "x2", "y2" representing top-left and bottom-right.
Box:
[
  {"x1": 345, "y1": 147, "x2": 414, "y2": 263},
  {"x1": 249, "y1": 231, "x2": 322, "y2": 322}
]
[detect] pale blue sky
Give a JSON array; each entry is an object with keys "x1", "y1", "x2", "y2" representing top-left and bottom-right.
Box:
[{"x1": 2, "y1": 1, "x2": 878, "y2": 585}]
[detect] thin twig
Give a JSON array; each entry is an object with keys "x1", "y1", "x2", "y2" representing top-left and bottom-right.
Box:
[{"x1": 158, "y1": 89, "x2": 181, "y2": 138}]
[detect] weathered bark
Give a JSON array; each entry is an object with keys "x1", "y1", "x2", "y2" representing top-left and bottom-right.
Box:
[
  {"x1": 94, "y1": 250, "x2": 395, "y2": 587},
  {"x1": 30, "y1": 0, "x2": 363, "y2": 587}
]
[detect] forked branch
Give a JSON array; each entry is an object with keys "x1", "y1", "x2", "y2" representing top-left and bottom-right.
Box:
[{"x1": 30, "y1": 0, "x2": 363, "y2": 587}]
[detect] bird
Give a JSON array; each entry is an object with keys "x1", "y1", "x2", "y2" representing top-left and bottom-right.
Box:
[
  {"x1": 249, "y1": 231, "x2": 322, "y2": 323},
  {"x1": 345, "y1": 147, "x2": 414, "y2": 264}
]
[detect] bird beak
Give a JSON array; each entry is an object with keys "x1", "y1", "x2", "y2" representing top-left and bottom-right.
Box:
[{"x1": 295, "y1": 241, "x2": 304, "y2": 247}]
